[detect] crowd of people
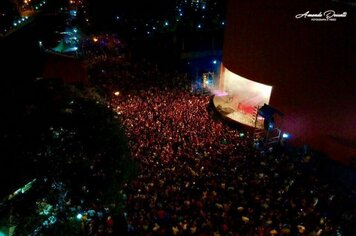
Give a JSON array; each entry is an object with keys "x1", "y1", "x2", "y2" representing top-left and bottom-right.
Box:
[{"x1": 83, "y1": 39, "x2": 356, "y2": 235}]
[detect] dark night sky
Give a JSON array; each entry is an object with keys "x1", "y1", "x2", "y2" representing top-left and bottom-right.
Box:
[{"x1": 87, "y1": 0, "x2": 176, "y2": 19}]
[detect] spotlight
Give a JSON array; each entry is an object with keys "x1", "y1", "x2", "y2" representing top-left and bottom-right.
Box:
[
  {"x1": 282, "y1": 133, "x2": 289, "y2": 139},
  {"x1": 76, "y1": 213, "x2": 83, "y2": 220}
]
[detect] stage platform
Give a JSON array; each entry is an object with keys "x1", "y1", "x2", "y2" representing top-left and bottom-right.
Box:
[{"x1": 213, "y1": 95, "x2": 264, "y2": 130}]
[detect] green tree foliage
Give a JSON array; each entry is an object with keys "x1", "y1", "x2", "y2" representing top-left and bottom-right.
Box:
[{"x1": 0, "y1": 78, "x2": 137, "y2": 235}]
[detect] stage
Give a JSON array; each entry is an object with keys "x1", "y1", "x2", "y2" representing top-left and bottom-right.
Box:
[{"x1": 213, "y1": 95, "x2": 264, "y2": 129}]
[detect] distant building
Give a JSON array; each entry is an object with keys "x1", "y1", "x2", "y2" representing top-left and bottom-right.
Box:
[{"x1": 222, "y1": 0, "x2": 356, "y2": 164}]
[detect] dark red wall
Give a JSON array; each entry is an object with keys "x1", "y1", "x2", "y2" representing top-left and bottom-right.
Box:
[{"x1": 223, "y1": 0, "x2": 356, "y2": 163}]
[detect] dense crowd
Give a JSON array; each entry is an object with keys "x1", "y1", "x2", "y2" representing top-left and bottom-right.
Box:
[{"x1": 83, "y1": 40, "x2": 356, "y2": 235}]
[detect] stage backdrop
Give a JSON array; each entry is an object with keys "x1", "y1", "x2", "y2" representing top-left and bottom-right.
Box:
[{"x1": 219, "y1": 63, "x2": 272, "y2": 113}]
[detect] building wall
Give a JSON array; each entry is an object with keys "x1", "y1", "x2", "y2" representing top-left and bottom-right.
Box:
[{"x1": 223, "y1": 0, "x2": 356, "y2": 164}]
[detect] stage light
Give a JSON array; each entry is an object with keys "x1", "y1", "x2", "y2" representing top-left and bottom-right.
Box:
[
  {"x1": 239, "y1": 133, "x2": 245, "y2": 137},
  {"x1": 282, "y1": 133, "x2": 289, "y2": 139},
  {"x1": 70, "y1": 10, "x2": 77, "y2": 17},
  {"x1": 114, "y1": 91, "x2": 120, "y2": 96},
  {"x1": 76, "y1": 213, "x2": 83, "y2": 220},
  {"x1": 213, "y1": 60, "x2": 217, "y2": 64}
]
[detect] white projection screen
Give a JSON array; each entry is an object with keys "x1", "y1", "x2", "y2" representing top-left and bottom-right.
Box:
[{"x1": 219, "y1": 64, "x2": 272, "y2": 110}]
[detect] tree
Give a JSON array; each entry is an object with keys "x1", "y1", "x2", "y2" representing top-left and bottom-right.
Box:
[{"x1": 0, "y1": 78, "x2": 137, "y2": 235}]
